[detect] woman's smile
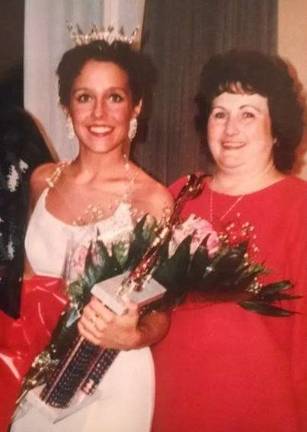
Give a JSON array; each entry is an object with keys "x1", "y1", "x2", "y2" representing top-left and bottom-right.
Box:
[
  {"x1": 207, "y1": 92, "x2": 274, "y2": 174},
  {"x1": 68, "y1": 60, "x2": 140, "y2": 154},
  {"x1": 221, "y1": 140, "x2": 245, "y2": 149},
  {"x1": 88, "y1": 125, "x2": 114, "y2": 136}
]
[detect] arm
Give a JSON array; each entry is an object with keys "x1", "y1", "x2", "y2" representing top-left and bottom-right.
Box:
[
  {"x1": 78, "y1": 296, "x2": 170, "y2": 350},
  {"x1": 24, "y1": 162, "x2": 57, "y2": 277},
  {"x1": 28, "y1": 162, "x2": 57, "y2": 211}
]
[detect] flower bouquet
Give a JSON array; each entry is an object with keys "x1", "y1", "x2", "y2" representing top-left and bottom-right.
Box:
[{"x1": 15, "y1": 174, "x2": 299, "y2": 420}]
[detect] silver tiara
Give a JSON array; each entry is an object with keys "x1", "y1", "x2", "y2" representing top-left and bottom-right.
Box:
[{"x1": 67, "y1": 23, "x2": 139, "y2": 47}]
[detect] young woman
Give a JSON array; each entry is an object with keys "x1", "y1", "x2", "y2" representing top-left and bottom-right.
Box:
[{"x1": 9, "y1": 35, "x2": 173, "y2": 432}]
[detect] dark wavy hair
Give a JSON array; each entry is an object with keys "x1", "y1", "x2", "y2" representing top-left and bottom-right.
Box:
[
  {"x1": 0, "y1": 107, "x2": 53, "y2": 317},
  {"x1": 195, "y1": 50, "x2": 304, "y2": 171},
  {"x1": 57, "y1": 40, "x2": 156, "y2": 112}
]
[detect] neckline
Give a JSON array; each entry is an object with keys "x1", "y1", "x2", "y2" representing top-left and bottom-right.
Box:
[
  {"x1": 206, "y1": 175, "x2": 289, "y2": 199},
  {"x1": 45, "y1": 158, "x2": 138, "y2": 226},
  {"x1": 40, "y1": 189, "x2": 131, "y2": 229}
]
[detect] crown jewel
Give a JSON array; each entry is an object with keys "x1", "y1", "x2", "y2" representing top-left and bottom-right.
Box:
[{"x1": 67, "y1": 23, "x2": 139, "y2": 47}]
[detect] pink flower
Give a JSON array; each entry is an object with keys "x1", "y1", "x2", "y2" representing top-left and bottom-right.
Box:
[
  {"x1": 70, "y1": 244, "x2": 89, "y2": 277},
  {"x1": 170, "y1": 214, "x2": 219, "y2": 257}
]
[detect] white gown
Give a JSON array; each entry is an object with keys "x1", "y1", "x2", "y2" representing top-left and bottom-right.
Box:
[{"x1": 11, "y1": 188, "x2": 155, "y2": 432}]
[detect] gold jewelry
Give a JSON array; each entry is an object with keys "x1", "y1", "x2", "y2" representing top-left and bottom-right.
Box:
[
  {"x1": 128, "y1": 118, "x2": 138, "y2": 142},
  {"x1": 66, "y1": 115, "x2": 75, "y2": 140},
  {"x1": 47, "y1": 156, "x2": 138, "y2": 226},
  {"x1": 73, "y1": 155, "x2": 138, "y2": 226},
  {"x1": 209, "y1": 179, "x2": 244, "y2": 223}
]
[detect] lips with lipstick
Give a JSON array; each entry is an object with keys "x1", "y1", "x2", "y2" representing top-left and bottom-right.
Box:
[
  {"x1": 222, "y1": 141, "x2": 245, "y2": 149},
  {"x1": 88, "y1": 125, "x2": 113, "y2": 136}
]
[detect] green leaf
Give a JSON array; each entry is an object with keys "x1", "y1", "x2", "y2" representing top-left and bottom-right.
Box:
[
  {"x1": 126, "y1": 215, "x2": 155, "y2": 268},
  {"x1": 264, "y1": 293, "x2": 302, "y2": 302},
  {"x1": 46, "y1": 308, "x2": 80, "y2": 359},
  {"x1": 94, "y1": 241, "x2": 122, "y2": 281},
  {"x1": 189, "y1": 242, "x2": 210, "y2": 282},
  {"x1": 112, "y1": 241, "x2": 129, "y2": 268},
  {"x1": 259, "y1": 280, "x2": 293, "y2": 295},
  {"x1": 239, "y1": 300, "x2": 296, "y2": 317},
  {"x1": 83, "y1": 262, "x2": 98, "y2": 287},
  {"x1": 154, "y1": 235, "x2": 192, "y2": 285},
  {"x1": 152, "y1": 236, "x2": 192, "y2": 308}
]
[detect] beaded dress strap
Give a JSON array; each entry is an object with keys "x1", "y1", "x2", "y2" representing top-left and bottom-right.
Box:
[{"x1": 46, "y1": 161, "x2": 70, "y2": 188}]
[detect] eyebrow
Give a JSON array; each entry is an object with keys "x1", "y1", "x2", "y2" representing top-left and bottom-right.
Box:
[
  {"x1": 72, "y1": 86, "x2": 128, "y2": 94},
  {"x1": 211, "y1": 104, "x2": 262, "y2": 113},
  {"x1": 240, "y1": 104, "x2": 262, "y2": 113}
]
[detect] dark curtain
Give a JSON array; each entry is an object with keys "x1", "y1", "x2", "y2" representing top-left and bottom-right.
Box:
[
  {"x1": 0, "y1": 0, "x2": 24, "y2": 108},
  {"x1": 134, "y1": 0, "x2": 277, "y2": 184}
]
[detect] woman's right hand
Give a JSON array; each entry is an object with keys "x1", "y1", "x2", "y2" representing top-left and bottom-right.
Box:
[{"x1": 78, "y1": 296, "x2": 141, "y2": 350}]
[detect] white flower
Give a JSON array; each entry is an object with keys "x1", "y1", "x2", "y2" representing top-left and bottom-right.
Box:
[
  {"x1": 170, "y1": 214, "x2": 220, "y2": 257},
  {"x1": 19, "y1": 159, "x2": 29, "y2": 173},
  {"x1": 7, "y1": 239, "x2": 15, "y2": 259},
  {"x1": 7, "y1": 165, "x2": 20, "y2": 192}
]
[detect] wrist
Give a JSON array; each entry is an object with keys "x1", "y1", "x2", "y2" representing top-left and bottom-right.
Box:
[{"x1": 127, "y1": 327, "x2": 143, "y2": 350}]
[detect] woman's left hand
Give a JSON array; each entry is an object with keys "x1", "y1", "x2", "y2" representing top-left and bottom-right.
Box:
[{"x1": 78, "y1": 296, "x2": 141, "y2": 350}]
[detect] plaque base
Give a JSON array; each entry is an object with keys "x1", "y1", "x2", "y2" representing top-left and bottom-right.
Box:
[
  {"x1": 91, "y1": 272, "x2": 166, "y2": 315},
  {"x1": 14, "y1": 384, "x2": 101, "y2": 424}
]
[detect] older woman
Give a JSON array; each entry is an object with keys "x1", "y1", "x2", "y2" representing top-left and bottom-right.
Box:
[
  {"x1": 152, "y1": 50, "x2": 307, "y2": 432},
  {"x1": 7, "y1": 33, "x2": 173, "y2": 432}
]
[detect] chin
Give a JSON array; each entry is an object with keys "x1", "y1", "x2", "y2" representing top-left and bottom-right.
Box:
[
  {"x1": 218, "y1": 157, "x2": 243, "y2": 169},
  {"x1": 91, "y1": 145, "x2": 119, "y2": 155},
  {"x1": 81, "y1": 139, "x2": 121, "y2": 154}
]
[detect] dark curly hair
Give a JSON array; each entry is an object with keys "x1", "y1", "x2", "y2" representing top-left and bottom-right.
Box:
[
  {"x1": 57, "y1": 40, "x2": 156, "y2": 113},
  {"x1": 195, "y1": 50, "x2": 304, "y2": 171},
  {"x1": 0, "y1": 107, "x2": 53, "y2": 317}
]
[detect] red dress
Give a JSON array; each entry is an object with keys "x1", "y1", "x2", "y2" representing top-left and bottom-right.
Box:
[{"x1": 152, "y1": 176, "x2": 307, "y2": 432}]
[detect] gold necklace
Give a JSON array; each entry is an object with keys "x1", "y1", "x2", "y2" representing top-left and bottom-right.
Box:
[
  {"x1": 47, "y1": 156, "x2": 138, "y2": 226},
  {"x1": 209, "y1": 181, "x2": 244, "y2": 223}
]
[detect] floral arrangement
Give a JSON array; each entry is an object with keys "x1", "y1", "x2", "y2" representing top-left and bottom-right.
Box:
[{"x1": 19, "y1": 211, "x2": 298, "y2": 404}]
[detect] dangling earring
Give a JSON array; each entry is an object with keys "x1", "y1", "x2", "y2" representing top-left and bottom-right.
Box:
[
  {"x1": 128, "y1": 117, "x2": 138, "y2": 142},
  {"x1": 66, "y1": 115, "x2": 75, "y2": 140}
]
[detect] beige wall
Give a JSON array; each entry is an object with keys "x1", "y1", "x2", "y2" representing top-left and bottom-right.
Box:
[{"x1": 278, "y1": 0, "x2": 307, "y2": 179}]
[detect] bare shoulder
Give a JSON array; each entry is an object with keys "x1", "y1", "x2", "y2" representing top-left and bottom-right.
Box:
[
  {"x1": 134, "y1": 169, "x2": 174, "y2": 220},
  {"x1": 30, "y1": 162, "x2": 57, "y2": 205},
  {"x1": 149, "y1": 180, "x2": 174, "y2": 212}
]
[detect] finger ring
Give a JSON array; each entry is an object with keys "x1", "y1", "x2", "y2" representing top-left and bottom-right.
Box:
[{"x1": 91, "y1": 313, "x2": 100, "y2": 327}]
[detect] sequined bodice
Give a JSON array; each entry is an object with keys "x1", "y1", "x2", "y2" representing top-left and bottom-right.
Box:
[{"x1": 25, "y1": 188, "x2": 134, "y2": 278}]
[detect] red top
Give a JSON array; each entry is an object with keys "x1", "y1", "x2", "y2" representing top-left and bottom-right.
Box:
[{"x1": 152, "y1": 175, "x2": 307, "y2": 432}]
